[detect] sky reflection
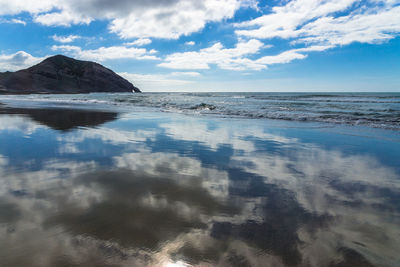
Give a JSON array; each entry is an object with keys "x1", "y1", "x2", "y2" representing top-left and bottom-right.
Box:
[{"x1": 0, "y1": 107, "x2": 399, "y2": 266}]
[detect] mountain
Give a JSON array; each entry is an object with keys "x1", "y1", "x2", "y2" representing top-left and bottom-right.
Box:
[{"x1": 0, "y1": 55, "x2": 140, "y2": 94}]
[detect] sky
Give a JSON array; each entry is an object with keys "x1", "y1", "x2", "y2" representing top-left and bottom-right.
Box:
[{"x1": 0, "y1": 0, "x2": 399, "y2": 92}]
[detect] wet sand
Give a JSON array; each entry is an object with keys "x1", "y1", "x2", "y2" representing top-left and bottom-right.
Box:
[{"x1": 0, "y1": 105, "x2": 399, "y2": 266}]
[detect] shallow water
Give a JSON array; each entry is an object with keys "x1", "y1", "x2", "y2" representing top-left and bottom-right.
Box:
[
  {"x1": 1, "y1": 92, "x2": 400, "y2": 130},
  {"x1": 0, "y1": 103, "x2": 399, "y2": 266}
]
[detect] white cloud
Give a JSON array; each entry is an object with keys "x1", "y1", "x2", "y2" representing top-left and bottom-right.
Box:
[
  {"x1": 292, "y1": 45, "x2": 334, "y2": 52},
  {"x1": 34, "y1": 10, "x2": 92, "y2": 26},
  {"x1": 297, "y1": 5, "x2": 400, "y2": 46},
  {"x1": 1, "y1": 0, "x2": 399, "y2": 73},
  {"x1": 0, "y1": 0, "x2": 56, "y2": 16},
  {"x1": 10, "y1": 18, "x2": 26, "y2": 25},
  {"x1": 159, "y1": 39, "x2": 266, "y2": 70},
  {"x1": 124, "y1": 38, "x2": 152, "y2": 46},
  {"x1": 255, "y1": 50, "x2": 307, "y2": 65},
  {"x1": 52, "y1": 34, "x2": 81, "y2": 43},
  {"x1": 170, "y1": 71, "x2": 201, "y2": 77},
  {"x1": 235, "y1": 0, "x2": 400, "y2": 59},
  {"x1": 235, "y1": 0, "x2": 360, "y2": 39},
  {"x1": 51, "y1": 45, "x2": 81, "y2": 53},
  {"x1": 119, "y1": 72, "x2": 195, "y2": 91},
  {"x1": 107, "y1": 0, "x2": 245, "y2": 39},
  {"x1": 155, "y1": 0, "x2": 398, "y2": 72},
  {"x1": 118, "y1": 71, "x2": 204, "y2": 91},
  {"x1": 0, "y1": 18, "x2": 26, "y2": 25},
  {"x1": 158, "y1": 39, "x2": 310, "y2": 71},
  {"x1": 51, "y1": 45, "x2": 160, "y2": 62},
  {"x1": 0, "y1": 51, "x2": 45, "y2": 71},
  {"x1": 251, "y1": 44, "x2": 333, "y2": 67},
  {"x1": 0, "y1": 0, "x2": 255, "y2": 39}
]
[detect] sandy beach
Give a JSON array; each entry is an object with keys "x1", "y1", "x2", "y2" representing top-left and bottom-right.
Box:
[{"x1": 0, "y1": 98, "x2": 399, "y2": 266}]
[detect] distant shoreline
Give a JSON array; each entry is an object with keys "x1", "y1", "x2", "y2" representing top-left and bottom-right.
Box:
[{"x1": 0, "y1": 92, "x2": 399, "y2": 131}]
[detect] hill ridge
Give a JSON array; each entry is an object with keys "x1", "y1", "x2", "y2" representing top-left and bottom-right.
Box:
[{"x1": 0, "y1": 55, "x2": 140, "y2": 94}]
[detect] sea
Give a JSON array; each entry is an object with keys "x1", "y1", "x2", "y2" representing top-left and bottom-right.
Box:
[
  {"x1": 0, "y1": 92, "x2": 399, "y2": 130},
  {"x1": 0, "y1": 92, "x2": 399, "y2": 266}
]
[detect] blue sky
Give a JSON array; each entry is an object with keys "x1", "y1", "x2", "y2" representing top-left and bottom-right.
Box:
[{"x1": 0, "y1": 0, "x2": 399, "y2": 92}]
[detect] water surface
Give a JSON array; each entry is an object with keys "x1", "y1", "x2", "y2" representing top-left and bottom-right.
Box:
[
  {"x1": 0, "y1": 104, "x2": 399, "y2": 266},
  {"x1": 1, "y1": 92, "x2": 399, "y2": 130}
]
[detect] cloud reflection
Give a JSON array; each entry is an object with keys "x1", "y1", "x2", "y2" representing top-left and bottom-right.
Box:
[{"x1": 0, "y1": 109, "x2": 399, "y2": 266}]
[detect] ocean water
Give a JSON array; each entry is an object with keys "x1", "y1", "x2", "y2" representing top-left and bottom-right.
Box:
[
  {"x1": 0, "y1": 95, "x2": 399, "y2": 266},
  {"x1": 0, "y1": 92, "x2": 399, "y2": 130}
]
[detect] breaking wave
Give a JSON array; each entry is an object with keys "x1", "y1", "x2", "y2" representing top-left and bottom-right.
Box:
[{"x1": 0, "y1": 92, "x2": 399, "y2": 130}]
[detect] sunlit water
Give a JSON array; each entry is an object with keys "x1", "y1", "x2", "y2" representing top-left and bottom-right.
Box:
[{"x1": 0, "y1": 101, "x2": 399, "y2": 266}]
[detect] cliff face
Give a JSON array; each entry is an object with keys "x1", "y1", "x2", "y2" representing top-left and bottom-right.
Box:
[{"x1": 0, "y1": 55, "x2": 140, "y2": 94}]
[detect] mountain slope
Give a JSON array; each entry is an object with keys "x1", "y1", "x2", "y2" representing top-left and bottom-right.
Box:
[{"x1": 0, "y1": 55, "x2": 140, "y2": 94}]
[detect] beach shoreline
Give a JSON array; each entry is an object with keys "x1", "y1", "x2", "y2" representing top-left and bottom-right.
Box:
[{"x1": 0, "y1": 100, "x2": 399, "y2": 266}]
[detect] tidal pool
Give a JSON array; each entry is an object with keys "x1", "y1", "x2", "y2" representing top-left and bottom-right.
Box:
[{"x1": 0, "y1": 105, "x2": 399, "y2": 266}]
